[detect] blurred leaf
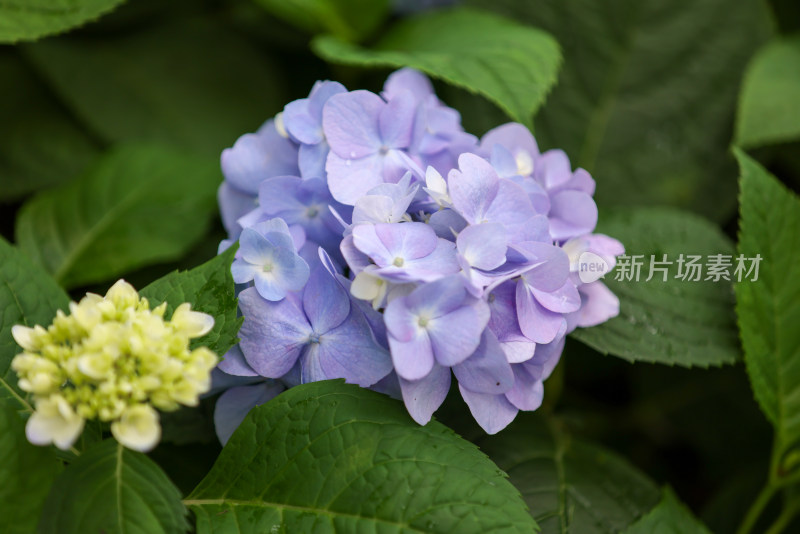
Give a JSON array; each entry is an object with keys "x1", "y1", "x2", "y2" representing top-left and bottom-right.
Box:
[
  {"x1": 313, "y1": 7, "x2": 561, "y2": 127},
  {"x1": 186, "y1": 380, "x2": 538, "y2": 533},
  {"x1": 0, "y1": 50, "x2": 98, "y2": 202},
  {"x1": 479, "y1": 417, "x2": 660, "y2": 532},
  {"x1": 623, "y1": 487, "x2": 711, "y2": 533},
  {"x1": 737, "y1": 36, "x2": 800, "y2": 148},
  {"x1": 734, "y1": 150, "x2": 800, "y2": 474},
  {"x1": 571, "y1": 207, "x2": 739, "y2": 367},
  {"x1": 769, "y1": 0, "x2": 800, "y2": 34},
  {"x1": 141, "y1": 246, "x2": 242, "y2": 357},
  {"x1": 15, "y1": 144, "x2": 220, "y2": 289},
  {"x1": 255, "y1": 0, "x2": 390, "y2": 42},
  {"x1": 0, "y1": 0, "x2": 125, "y2": 43},
  {"x1": 0, "y1": 399, "x2": 62, "y2": 534},
  {"x1": 466, "y1": 0, "x2": 772, "y2": 222},
  {"x1": 23, "y1": 17, "x2": 286, "y2": 155},
  {"x1": 0, "y1": 237, "x2": 69, "y2": 413},
  {"x1": 39, "y1": 439, "x2": 189, "y2": 534}
]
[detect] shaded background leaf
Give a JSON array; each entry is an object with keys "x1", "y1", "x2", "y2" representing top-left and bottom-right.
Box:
[
  {"x1": 736, "y1": 35, "x2": 800, "y2": 149},
  {"x1": 254, "y1": 0, "x2": 390, "y2": 42},
  {"x1": 571, "y1": 207, "x2": 739, "y2": 367},
  {"x1": 478, "y1": 416, "x2": 660, "y2": 533},
  {"x1": 623, "y1": 487, "x2": 711, "y2": 533},
  {"x1": 0, "y1": 49, "x2": 99, "y2": 203},
  {"x1": 465, "y1": 0, "x2": 772, "y2": 223},
  {"x1": 0, "y1": 0, "x2": 126, "y2": 44},
  {"x1": 23, "y1": 16, "x2": 286, "y2": 156},
  {"x1": 313, "y1": 7, "x2": 561, "y2": 127},
  {"x1": 15, "y1": 144, "x2": 220, "y2": 289}
]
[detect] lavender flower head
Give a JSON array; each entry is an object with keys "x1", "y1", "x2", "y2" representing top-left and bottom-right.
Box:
[{"x1": 213, "y1": 68, "x2": 624, "y2": 436}]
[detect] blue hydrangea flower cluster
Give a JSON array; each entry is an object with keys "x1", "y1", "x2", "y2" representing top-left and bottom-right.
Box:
[{"x1": 213, "y1": 68, "x2": 624, "y2": 440}]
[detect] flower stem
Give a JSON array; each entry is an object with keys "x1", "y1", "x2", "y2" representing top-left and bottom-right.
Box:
[
  {"x1": 764, "y1": 503, "x2": 799, "y2": 534},
  {"x1": 736, "y1": 483, "x2": 777, "y2": 534}
]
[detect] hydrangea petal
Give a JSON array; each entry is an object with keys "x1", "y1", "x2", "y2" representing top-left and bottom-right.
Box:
[
  {"x1": 238, "y1": 289, "x2": 312, "y2": 377},
  {"x1": 399, "y1": 364, "x2": 451, "y2": 425},
  {"x1": 459, "y1": 385, "x2": 518, "y2": 435},
  {"x1": 217, "y1": 345, "x2": 259, "y2": 377},
  {"x1": 303, "y1": 265, "x2": 350, "y2": 333},
  {"x1": 452, "y1": 330, "x2": 513, "y2": 395},
  {"x1": 214, "y1": 381, "x2": 285, "y2": 445},
  {"x1": 516, "y1": 281, "x2": 567, "y2": 344},
  {"x1": 323, "y1": 90, "x2": 383, "y2": 158},
  {"x1": 504, "y1": 364, "x2": 544, "y2": 411},
  {"x1": 318, "y1": 312, "x2": 392, "y2": 386}
]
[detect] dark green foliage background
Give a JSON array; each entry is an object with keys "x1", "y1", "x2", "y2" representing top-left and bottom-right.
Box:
[{"x1": 1, "y1": 0, "x2": 799, "y2": 532}]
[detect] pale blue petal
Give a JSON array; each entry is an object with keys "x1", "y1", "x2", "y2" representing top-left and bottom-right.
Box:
[
  {"x1": 238, "y1": 289, "x2": 311, "y2": 377},
  {"x1": 452, "y1": 330, "x2": 513, "y2": 394},
  {"x1": 214, "y1": 381, "x2": 284, "y2": 445},
  {"x1": 217, "y1": 345, "x2": 258, "y2": 377},
  {"x1": 459, "y1": 385, "x2": 519, "y2": 434},
  {"x1": 399, "y1": 364, "x2": 451, "y2": 425},
  {"x1": 318, "y1": 312, "x2": 392, "y2": 386},
  {"x1": 303, "y1": 265, "x2": 350, "y2": 333}
]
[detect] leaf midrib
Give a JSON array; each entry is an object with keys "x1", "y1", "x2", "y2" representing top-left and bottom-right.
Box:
[{"x1": 185, "y1": 498, "x2": 446, "y2": 533}]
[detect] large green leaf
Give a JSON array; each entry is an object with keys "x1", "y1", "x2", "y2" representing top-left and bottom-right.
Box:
[
  {"x1": 0, "y1": 0, "x2": 125, "y2": 43},
  {"x1": 39, "y1": 439, "x2": 189, "y2": 534},
  {"x1": 141, "y1": 246, "x2": 241, "y2": 357},
  {"x1": 255, "y1": 0, "x2": 390, "y2": 42},
  {"x1": 186, "y1": 380, "x2": 538, "y2": 533},
  {"x1": 0, "y1": 237, "x2": 69, "y2": 413},
  {"x1": 15, "y1": 144, "x2": 220, "y2": 289},
  {"x1": 623, "y1": 488, "x2": 711, "y2": 534},
  {"x1": 0, "y1": 400, "x2": 62, "y2": 534},
  {"x1": 479, "y1": 417, "x2": 660, "y2": 533},
  {"x1": 736, "y1": 36, "x2": 800, "y2": 148},
  {"x1": 0, "y1": 50, "x2": 98, "y2": 202},
  {"x1": 734, "y1": 150, "x2": 800, "y2": 472},
  {"x1": 570, "y1": 208, "x2": 739, "y2": 367},
  {"x1": 465, "y1": 0, "x2": 771, "y2": 222},
  {"x1": 23, "y1": 17, "x2": 285, "y2": 155},
  {"x1": 313, "y1": 7, "x2": 561, "y2": 127}
]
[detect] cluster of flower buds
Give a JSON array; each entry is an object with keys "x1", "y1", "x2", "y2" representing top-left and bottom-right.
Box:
[
  {"x1": 215, "y1": 68, "x2": 624, "y2": 435},
  {"x1": 11, "y1": 280, "x2": 217, "y2": 451}
]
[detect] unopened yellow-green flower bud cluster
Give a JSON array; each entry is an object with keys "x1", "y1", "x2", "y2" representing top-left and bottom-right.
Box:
[{"x1": 11, "y1": 280, "x2": 217, "y2": 452}]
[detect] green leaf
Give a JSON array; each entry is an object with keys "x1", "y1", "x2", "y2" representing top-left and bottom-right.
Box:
[
  {"x1": 734, "y1": 149, "x2": 800, "y2": 471},
  {"x1": 255, "y1": 0, "x2": 390, "y2": 42},
  {"x1": 0, "y1": 0, "x2": 125, "y2": 43},
  {"x1": 23, "y1": 17, "x2": 286, "y2": 155},
  {"x1": 0, "y1": 50, "x2": 98, "y2": 202},
  {"x1": 15, "y1": 144, "x2": 220, "y2": 289},
  {"x1": 0, "y1": 237, "x2": 69, "y2": 413},
  {"x1": 0, "y1": 400, "x2": 62, "y2": 534},
  {"x1": 570, "y1": 207, "x2": 740, "y2": 367},
  {"x1": 39, "y1": 439, "x2": 189, "y2": 534},
  {"x1": 140, "y1": 246, "x2": 241, "y2": 357},
  {"x1": 623, "y1": 488, "x2": 711, "y2": 534},
  {"x1": 736, "y1": 36, "x2": 800, "y2": 148},
  {"x1": 479, "y1": 417, "x2": 660, "y2": 533},
  {"x1": 312, "y1": 7, "x2": 561, "y2": 127},
  {"x1": 464, "y1": 0, "x2": 771, "y2": 222},
  {"x1": 186, "y1": 380, "x2": 538, "y2": 533}
]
